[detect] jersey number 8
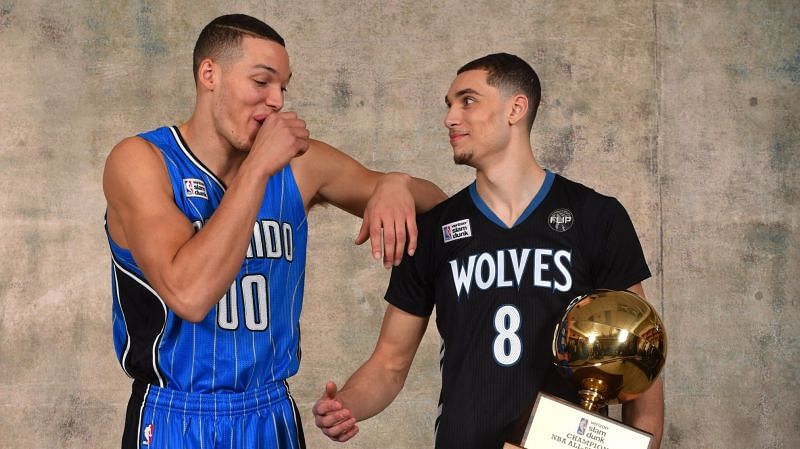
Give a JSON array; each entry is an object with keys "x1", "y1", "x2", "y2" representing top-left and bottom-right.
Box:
[{"x1": 493, "y1": 305, "x2": 522, "y2": 366}]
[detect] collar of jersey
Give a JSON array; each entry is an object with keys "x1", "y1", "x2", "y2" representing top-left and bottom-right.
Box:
[{"x1": 468, "y1": 170, "x2": 555, "y2": 229}]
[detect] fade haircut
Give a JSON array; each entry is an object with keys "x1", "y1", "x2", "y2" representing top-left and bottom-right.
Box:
[
  {"x1": 457, "y1": 53, "x2": 542, "y2": 131},
  {"x1": 193, "y1": 14, "x2": 286, "y2": 82}
]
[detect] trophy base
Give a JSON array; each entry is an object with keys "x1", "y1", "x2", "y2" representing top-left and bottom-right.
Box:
[{"x1": 507, "y1": 393, "x2": 652, "y2": 449}]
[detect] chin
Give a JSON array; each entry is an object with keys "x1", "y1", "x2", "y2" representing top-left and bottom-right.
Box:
[{"x1": 453, "y1": 153, "x2": 473, "y2": 165}]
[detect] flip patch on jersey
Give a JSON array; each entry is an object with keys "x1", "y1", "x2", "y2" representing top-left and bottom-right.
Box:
[
  {"x1": 183, "y1": 178, "x2": 208, "y2": 199},
  {"x1": 548, "y1": 208, "x2": 574, "y2": 232},
  {"x1": 442, "y1": 219, "x2": 472, "y2": 243}
]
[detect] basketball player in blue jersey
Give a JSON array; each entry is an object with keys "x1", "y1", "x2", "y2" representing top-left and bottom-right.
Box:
[
  {"x1": 313, "y1": 53, "x2": 664, "y2": 448},
  {"x1": 103, "y1": 14, "x2": 445, "y2": 449}
]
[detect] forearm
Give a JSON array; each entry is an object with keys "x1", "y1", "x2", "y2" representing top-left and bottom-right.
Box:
[
  {"x1": 622, "y1": 377, "x2": 664, "y2": 449},
  {"x1": 337, "y1": 356, "x2": 408, "y2": 421},
  {"x1": 144, "y1": 167, "x2": 268, "y2": 321}
]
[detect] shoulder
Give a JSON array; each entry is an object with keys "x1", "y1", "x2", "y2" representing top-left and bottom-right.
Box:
[
  {"x1": 105, "y1": 135, "x2": 167, "y2": 177},
  {"x1": 417, "y1": 186, "x2": 471, "y2": 228},
  {"x1": 550, "y1": 174, "x2": 622, "y2": 215},
  {"x1": 103, "y1": 134, "x2": 171, "y2": 200}
]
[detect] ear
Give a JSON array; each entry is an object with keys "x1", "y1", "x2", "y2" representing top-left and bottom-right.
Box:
[
  {"x1": 507, "y1": 94, "x2": 529, "y2": 126},
  {"x1": 197, "y1": 58, "x2": 218, "y2": 92}
]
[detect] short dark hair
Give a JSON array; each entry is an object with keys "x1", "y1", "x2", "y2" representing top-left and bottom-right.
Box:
[
  {"x1": 458, "y1": 53, "x2": 541, "y2": 130},
  {"x1": 193, "y1": 14, "x2": 286, "y2": 82}
]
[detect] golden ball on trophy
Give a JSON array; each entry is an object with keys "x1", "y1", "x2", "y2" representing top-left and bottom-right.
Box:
[{"x1": 552, "y1": 289, "x2": 666, "y2": 412}]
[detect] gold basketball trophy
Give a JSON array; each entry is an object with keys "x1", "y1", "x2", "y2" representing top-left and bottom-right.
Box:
[{"x1": 505, "y1": 290, "x2": 666, "y2": 449}]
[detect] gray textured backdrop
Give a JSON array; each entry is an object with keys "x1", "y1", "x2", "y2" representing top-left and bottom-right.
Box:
[{"x1": 0, "y1": 1, "x2": 797, "y2": 448}]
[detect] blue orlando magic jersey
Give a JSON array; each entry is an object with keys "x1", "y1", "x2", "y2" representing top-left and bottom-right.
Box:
[
  {"x1": 385, "y1": 171, "x2": 650, "y2": 449},
  {"x1": 106, "y1": 126, "x2": 308, "y2": 393}
]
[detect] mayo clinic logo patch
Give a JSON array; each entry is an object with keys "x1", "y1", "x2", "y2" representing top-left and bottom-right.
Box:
[
  {"x1": 548, "y1": 208, "x2": 574, "y2": 232},
  {"x1": 183, "y1": 178, "x2": 208, "y2": 199},
  {"x1": 442, "y1": 219, "x2": 472, "y2": 243}
]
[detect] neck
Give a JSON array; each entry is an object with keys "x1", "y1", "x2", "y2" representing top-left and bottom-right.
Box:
[
  {"x1": 473, "y1": 139, "x2": 546, "y2": 227},
  {"x1": 179, "y1": 108, "x2": 246, "y2": 184}
]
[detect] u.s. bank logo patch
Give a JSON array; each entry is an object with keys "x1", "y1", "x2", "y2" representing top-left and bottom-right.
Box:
[
  {"x1": 183, "y1": 178, "x2": 208, "y2": 199},
  {"x1": 548, "y1": 208, "x2": 573, "y2": 232},
  {"x1": 442, "y1": 219, "x2": 472, "y2": 243}
]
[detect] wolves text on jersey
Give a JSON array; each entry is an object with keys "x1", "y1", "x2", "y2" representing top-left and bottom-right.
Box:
[{"x1": 449, "y1": 248, "x2": 572, "y2": 297}]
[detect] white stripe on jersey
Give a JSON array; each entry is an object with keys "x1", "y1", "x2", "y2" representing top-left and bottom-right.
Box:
[
  {"x1": 435, "y1": 402, "x2": 443, "y2": 440},
  {"x1": 271, "y1": 410, "x2": 281, "y2": 449},
  {"x1": 439, "y1": 338, "x2": 445, "y2": 372},
  {"x1": 111, "y1": 263, "x2": 133, "y2": 380},
  {"x1": 137, "y1": 384, "x2": 151, "y2": 449},
  {"x1": 166, "y1": 389, "x2": 174, "y2": 422},
  {"x1": 199, "y1": 394, "x2": 204, "y2": 449},
  {"x1": 212, "y1": 316, "x2": 217, "y2": 391},
  {"x1": 112, "y1": 256, "x2": 168, "y2": 387},
  {"x1": 285, "y1": 380, "x2": 302, "y2": 449},
  {"x1": 190, "y1": 323, "x2": 196, "y2": 392},
  {"x1": 233, "y1": 330, "x2": 239, "y2": 389},
  {"x1": 228, "y1": 395, "x2": 234, "y2": 449},
  {"x1": 287, "y1": 268, "x2": 305, "y2": 366},
  {"x1": 169, "y1": 126, "x2": 226, "y2": 192}
]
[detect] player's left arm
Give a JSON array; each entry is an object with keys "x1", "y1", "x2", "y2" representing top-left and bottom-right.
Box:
[
  {"x1": 622, "y1": 283, "x2": 664, "y2": 449},
  {"x1": 292, "y1": 139, "x2": 446, "y2": 267}
]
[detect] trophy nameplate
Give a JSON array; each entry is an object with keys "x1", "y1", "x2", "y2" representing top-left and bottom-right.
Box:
[{"x1": 509, "y1": 393, "x2": 651, "y2": 449}]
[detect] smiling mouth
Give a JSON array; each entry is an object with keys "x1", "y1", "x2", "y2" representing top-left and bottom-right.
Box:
[{"x1": 450, "y1": 133, "x2": 468, "y2": 143}]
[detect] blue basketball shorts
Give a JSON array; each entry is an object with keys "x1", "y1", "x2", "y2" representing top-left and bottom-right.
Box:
[{"x1": 121, "y1": 380, "x2": 306, "y2": 449}]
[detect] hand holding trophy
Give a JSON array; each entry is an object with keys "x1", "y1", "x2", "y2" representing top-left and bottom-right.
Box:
[{"x1": 505, "y1": 290, "x2": 666, "y2": 449}]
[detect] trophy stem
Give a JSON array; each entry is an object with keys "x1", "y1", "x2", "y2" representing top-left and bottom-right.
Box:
[{"x1": 578, "y1": 378, "x2": 608, "y2": 412}]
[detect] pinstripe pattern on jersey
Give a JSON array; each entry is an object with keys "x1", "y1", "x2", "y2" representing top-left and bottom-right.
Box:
[
  {"x1": 122, "y1": 380, "x2": 306, "y2": 449},
  {"x1": 387, "y1": 173, "x2": 651, "y2": 449},
  {"x1": 107, "y1": 125, "x2": 308, "y2": 393}
]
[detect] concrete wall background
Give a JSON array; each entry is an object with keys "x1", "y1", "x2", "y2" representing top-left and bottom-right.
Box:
[{"x1": 0, "y1": 1, "x2": 796, "y2": 448}]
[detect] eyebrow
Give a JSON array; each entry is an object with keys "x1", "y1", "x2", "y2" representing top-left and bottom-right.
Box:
[
  {"x1": 253, "y1": 64, "x2": 278, "y2": 74},
  {"x1": 253, "y1": 64, "x2": 293, "y2": 82},
  {"x1": 445, "y1": 88, "x2": 481, "y2": 106}
]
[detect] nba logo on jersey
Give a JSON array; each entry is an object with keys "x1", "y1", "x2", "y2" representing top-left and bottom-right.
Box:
[
  {"x1": 183, "y1": 178, "x2": 208, "y2": 199},
  {"x1": 142, "y1": 423, "x2": 154, "y2": 446},
  {"x1": 442, "y1": 219, "x2": 472, "y2": 243}
]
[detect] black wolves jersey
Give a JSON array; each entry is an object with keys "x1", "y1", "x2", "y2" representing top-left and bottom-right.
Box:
[{"x1": 385, "y1": 171, "x2": 650, "y2": 449}]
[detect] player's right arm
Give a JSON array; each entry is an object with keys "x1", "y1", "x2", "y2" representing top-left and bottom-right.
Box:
[
  {"x1": 313, "y1": 304, "x2": 428, "y2": 442},
  {"x1": 104, "y1": 113, "x2": 308, "y2": 322}
]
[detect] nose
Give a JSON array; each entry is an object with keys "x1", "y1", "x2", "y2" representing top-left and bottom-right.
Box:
[
  {"x1": 265, "y1": 85, "x2": 284, "y2": 111},
  {"x1": 444, "y1": 106, "x2": 460, "y2": 129}
]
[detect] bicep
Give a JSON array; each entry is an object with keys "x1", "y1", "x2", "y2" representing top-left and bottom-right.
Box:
[
  {"x1": 295, "y1": 139, "x2": 380, "y2": 216},
  {"x1": 104, "y1": 138, "x2": 195, "y2": 281}
]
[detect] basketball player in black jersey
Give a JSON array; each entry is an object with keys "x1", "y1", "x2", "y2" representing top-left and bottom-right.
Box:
[{"x1": 312, "y1": 53, "x2": 664, "y2": 449}]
